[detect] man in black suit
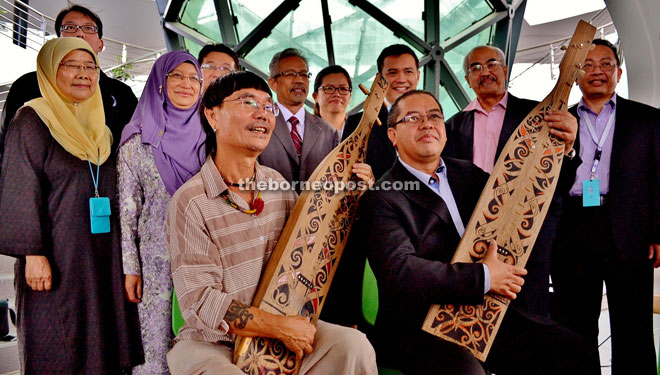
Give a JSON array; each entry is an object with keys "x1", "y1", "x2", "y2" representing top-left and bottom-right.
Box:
[
  {"x1": 551, "y1": 39, "x2": 660, "y2": 375},
  {"x1": 357, "y1": 89, "x2": 596, "y2": 375},
  {"x1": 0, "y1": 4, "x2": 138, "y2": 168},
  {"x1": 343, "y1": 44, "x2": 420, "y2": 180},
  {"x1": 444, "y1": 45, "x2": 579, "y2": 319},
  {"x1": 258, "y1": 48, "x2": 338, "y2": 187}
]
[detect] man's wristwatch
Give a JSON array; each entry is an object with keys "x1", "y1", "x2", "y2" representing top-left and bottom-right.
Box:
[{"x1": 565, "y1": 148, "x2": 576, "y2": 159}]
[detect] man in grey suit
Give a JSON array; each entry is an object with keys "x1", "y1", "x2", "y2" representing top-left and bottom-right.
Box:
[{"x1": 259, "y1": 48, "x2": 338, "y2": 187}]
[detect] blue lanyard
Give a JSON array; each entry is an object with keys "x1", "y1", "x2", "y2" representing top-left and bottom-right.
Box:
[{"x1": 87, "y1": 155, "x2": 100, "y2": 198}]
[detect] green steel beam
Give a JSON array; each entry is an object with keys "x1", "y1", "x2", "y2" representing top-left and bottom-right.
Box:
[
  {"x1": 235, "y1": 0, "x2": 302, "y2": 57},
  {"x1": 439, "y1": 10, "x2": 507, "y2": 52},
  {"x1": 213, "y1": 0, "x2": 239, "y2": 46},
  {"x1": 423, "y1": 0, "x2": 440, "y2": 98},
  {"x1": 348, "y1": 0, "x2": 431, "y2": 54},
  {"x1": 164, "y1": 21, "x2": 215, "y2": 47},
  {"x1": 320, "y1": 0, "x2": 336, "y2": 66},
  {"x1": 440, "y1": 59, "x2": 470, "y2": 108},
  {"x1": 158, "y1": 0, "x2": 185, "y2": 52}
]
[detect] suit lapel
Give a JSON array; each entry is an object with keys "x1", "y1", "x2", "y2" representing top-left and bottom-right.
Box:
[
  {"x1": 272, "y1": 113, "x2": 300, "y2": 164},
  {"x1": 300, "y1": 111, "x2": 321, "y2": 160},
  {"x1": 392, "y1": 160, "x2": 453, "y2": 227}
]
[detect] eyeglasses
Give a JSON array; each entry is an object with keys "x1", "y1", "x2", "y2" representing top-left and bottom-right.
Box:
[
  {"x1": 318, "y1": 85, "x2": 351, "y2": 95},
  {"x1": 582, "y1": 60, "x2": 616, "y2": 72},
  {"x1": 200, "y1": 64, "x2": 234, "y2": 74},
  {"x1": 392, "y1": 113, "x2": 444, "y2": 127},
  {"x1": 59, "y1": 61, "x2": 100, "y2": 75},
  {"x1": 60, "y1": 24, "x2": 99, "y2": 34},
  {"x1": 224, "y1": 97, "x2": 280, "y2": 117},
  {"x1": 468, "y1": 60, "x2": 504, "y2": 75},
  {"x1": 166, "y1": 72, "x2": 202, "y2": 85},
  {"x1": 274, "y1": 70, "x2": 312, "y2": 79}
]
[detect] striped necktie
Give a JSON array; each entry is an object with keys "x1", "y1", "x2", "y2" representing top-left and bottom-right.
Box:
[{"x1": 289, "y1": 116, "x2": 302, "y2": 156}]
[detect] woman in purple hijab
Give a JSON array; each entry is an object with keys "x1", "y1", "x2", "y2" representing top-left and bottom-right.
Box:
[{"x1": 117, "y1": 50, "x2": 205, "y2": 375}]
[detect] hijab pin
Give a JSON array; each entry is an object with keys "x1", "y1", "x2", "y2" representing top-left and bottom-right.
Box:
[{"x1": 159, "y1": 85, "x2": 162, "y2": 95}]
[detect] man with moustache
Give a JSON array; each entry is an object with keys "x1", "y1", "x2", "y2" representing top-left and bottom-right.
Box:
[
  {"x1": 356, "y1": 89, "x2": 595, "y2": 375},
  {"x1": 166, "y1": 71, "x2": 376, "y2": 375},
  {"x1": 443, "y1": 45, "x2": 580, "y2": 320},
  {"x1": 198, "y1": 43, "x2": 238, "y2": 92},
  {"x1": 0, "y1": 4, "x2": 137, "y2": 166},
  {"x1": 551, "y1": 39, "x2": 660, "y2": 374},
  {"x1": 258, "y1": 48, "x2": 338, "y2": 187}
]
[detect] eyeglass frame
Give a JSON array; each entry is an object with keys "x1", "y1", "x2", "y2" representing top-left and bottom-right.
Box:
[
  {"x1": 273, "y1": 70, "x2": 312, "y2": 80},
  {"x1": 582, "y1": 60, "x2": 617, "y2": 72},
  {"x1": 468, "y1": 60, "x2": 504, "y2": 75},
  {"x1": 60, "y1": 24, "x2": 99, "y2": 35},
  {"x1": 223, "y1": 97, "x2": 280, "y2": 117},
  {"x1": 318, "y1": 85, "x2": 352, "y2": 95},
  {"x1": 58, "y1": 61, "x2": 100, "y2": 75},
  {"x1": 166, "y1": 72, "x2": 203, "y2": 85},
  {"x1": 391, "y1": 112, "x2": 445, "y2": 128},
  {"x1": 200, "y1": 63, "x2": 235, "y2": 73}
]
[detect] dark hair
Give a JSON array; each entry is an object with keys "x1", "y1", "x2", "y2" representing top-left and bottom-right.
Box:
[
  {"x1": 197, "y1": 43, "x2": 240, "y2": 70},
  {"x1": 199, "y1": 71, "x2": 273, "y2": 157},
  {"x1": 269, "y1": 48, "x2": 308, "y2": 78},
  {"x1": 55, "y1": 5, "x2": 103, "y2": 39},
  {"x1": 592, "y1": 38, "x2": 621, "y2": 66},
  {"x1": 377, "y1": 44, "x2": 419, "y2": 74},
  {"x1": 388, "y1": 90, "x2": 443, "y2": 128},
  {"x1": 313, "y1": 65, "x2": 352, "y2": 116}
]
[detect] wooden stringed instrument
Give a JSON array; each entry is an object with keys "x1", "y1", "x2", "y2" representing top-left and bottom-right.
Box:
[
  {"x1": 233, "y1": 75, "x2": 388, "y2": 374},
  {"x1": 421, "y1": 20, "x2": 596, "y2": 361}
]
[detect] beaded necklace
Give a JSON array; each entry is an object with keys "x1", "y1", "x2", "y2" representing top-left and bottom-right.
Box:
[{"x1": 220, "y1": 171, "x2": 264, "y2": 216}]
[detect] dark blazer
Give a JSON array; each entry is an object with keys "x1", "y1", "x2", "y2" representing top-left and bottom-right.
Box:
[
  {"x1": 357, "y1": 158, "x2": 489, "y2": 336},
  {"x1": 258, "y1": 109, "x2": 338, "y2": 184},
  {"x1": 443, "y1": 93, "x2": 580, "y2": 319},
  {"x1": 565, "y1": 95, "x2": 660, "y2": 261},
  {"x1": 343, "y1": 107, "x2": 394, "y2": 180}
]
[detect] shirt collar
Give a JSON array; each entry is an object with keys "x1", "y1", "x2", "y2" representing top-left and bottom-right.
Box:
[
  {"x1": 463, "y1": 92, "x2": 509, "y2": 115},
  {"x1": 578, "y1": 94, "x2": 617, "y2": 115},
  {"x1": 278, "y1": 103, "x2": 306, "y2": 126},
  {"x1": 200, "y1": 155, "x2": 266, "y2": 199},
  {"x1": 398, "y1": 157, "x2": 446, "y2": 186}
]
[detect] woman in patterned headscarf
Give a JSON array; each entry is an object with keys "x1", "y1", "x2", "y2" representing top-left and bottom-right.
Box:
[
  {"x1": 0, "y1": 37, "x2": 143, "y2": 374},
  {"x1": 118, "y1": 50, "x2": 205, "y2": 374}
]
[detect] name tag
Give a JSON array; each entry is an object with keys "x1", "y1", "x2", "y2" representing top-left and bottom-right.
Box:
[
  {"x1": 89, "y1": 197, "x2": 111, "y2": 234},
  {"x1": 582, "y1": 179, "x2": 601, "y2": 207}
]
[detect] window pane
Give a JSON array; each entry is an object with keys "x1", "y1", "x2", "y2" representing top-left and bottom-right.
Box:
[
  {"x1": 379, "y1": 0, "x2": 424, "y2": 39},
  {"x1": 231, "y1": 0, "x2": 285, "y2": 40},
  {"x1": 439, "y1": 0, "x2": 493, "y2": 41},
  {"x1": 184, "y1": 38, "x2": 203, "y2": 59},
  {"x1": 439, "y1": 84, "x2": 460, "y2": 119},
  {"x1": 180, "y1": 0, "x2": 222, "y2": 42}
]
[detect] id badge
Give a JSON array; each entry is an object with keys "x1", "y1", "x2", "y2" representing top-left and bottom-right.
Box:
[
  {"x1": 89, "y1": 197, "x2": 111, "y2": 234},
  {"x1": 582, "y1": 179, "x2": 600, "y2": 207}
]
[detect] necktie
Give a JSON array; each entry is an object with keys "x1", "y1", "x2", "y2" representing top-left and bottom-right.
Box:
[{"x1": 289, "y1": 116, "x2": 303, "y2": 156}]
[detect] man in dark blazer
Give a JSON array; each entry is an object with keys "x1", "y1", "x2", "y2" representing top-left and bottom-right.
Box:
[
  {"x1": 0, "y1": 4, "x2": 137, "y2": 169},
  {"x1": 550, "y1": 39, "x2": 660, "y2": 375},
  {"x1": 342, "y1": 44, "x2": 420, "y2": 180},
  {"x1": 357, "y1": 89, "x2": 595, "y2": 375},
  {"x1": 444, "y1": 45, "x2": 580, "y2": 319},
  {"x1": 259, "y1": 48, "x2": 338, "y2": 186}
]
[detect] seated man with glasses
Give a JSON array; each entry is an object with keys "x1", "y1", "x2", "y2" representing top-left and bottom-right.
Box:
[
  {"x1": 443, "y1": 45, "x2": 580, "y2": 323},
  {"x1": 1, "y1": 4, "x2": 138, "y2": 172},
  {"x1": 198, "y1": 43, "x2": 239, "y2": 92},
  {"x1": 258, "y1": 48, "x2": 339, "y2": 190},
  {"x1": 166, "y1": 71, "x2": 376, "y2": 375},
  {"x1": 356, "y1": 89, "x2": 595, "y2": 374}
]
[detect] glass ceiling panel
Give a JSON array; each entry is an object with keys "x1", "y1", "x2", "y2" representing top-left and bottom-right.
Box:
[
  {"x1": 378, "y1": 0, "x2": 424, "y2": 39},
  {"x1": 328, "y1": 0, "x2": 424, "y2": 111},
  {"x1": 180, "y1": 0, "x2": 222, "y2": 42},
  {"x1": 438, "y1": 84, "x2": 460, "y2": 119},
  {"x1": 231, "y1": 0, "x2": 285, "y2": 40},
  {"x1": 439, "y1": 0, "x2": 493, "y2": 42}
]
